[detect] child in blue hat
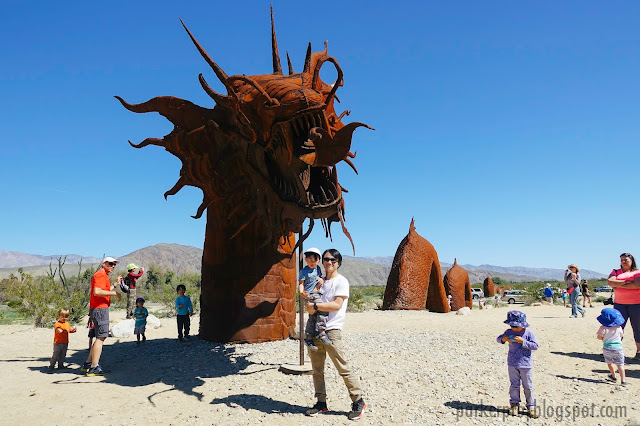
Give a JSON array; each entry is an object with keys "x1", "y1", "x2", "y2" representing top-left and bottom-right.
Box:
[
  {"x1": 596, "y1": 308, "x2": 626, "y2": 385},
  {"x1": 497, "y1": 310, "x2": 539, "y2": 418}
]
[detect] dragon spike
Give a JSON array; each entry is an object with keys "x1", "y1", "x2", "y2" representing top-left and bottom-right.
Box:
[
  {"x1": 199, "y1": 74, "x2": 232, "y2": 107},
  {"x1": 191, "y1": 194, "x2": 212, "y2": 219},
  {"x1": 270, "y1": 5, "x2": 283, "y2": 74},
  {"x1": 128, "y1": 138, "x2": 165, "y2": 149},
  {"x1": 303, "y1": 42, "x2": 312, "y2": 73},
  {"x1": 291, "y1": 218, "x2": 315, "y2": 256},
  {"x1": 337, "y1": 207, "x2": 355, "y2": 255},
  {"x1": 286, "y1": 52, "x2": 294, "y2": 75},
  {"x1": 164, "y1": 176, "x2": 186, "y2": 199},
  {"x1": 180, "y1": 19, "x2": 232, "y2": 91},
  {"x1": 344, "y1": 157, "x2": 358, "y2": 175}
]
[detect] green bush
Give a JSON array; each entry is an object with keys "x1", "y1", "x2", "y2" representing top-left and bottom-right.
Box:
[
  {"x1": 145, "y1": 271, "x2": 201, "y2": 316},
  {"x1": 5, "y1": 259, "x2": 93, "y2": 327},
  {"x1": 347, "y1": 288, "x2": 367, "y2": 312}
]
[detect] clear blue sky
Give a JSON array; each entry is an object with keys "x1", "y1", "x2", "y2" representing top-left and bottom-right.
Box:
[{"x1": 2, "y1": 1, "x2": 638, "y2": 274}]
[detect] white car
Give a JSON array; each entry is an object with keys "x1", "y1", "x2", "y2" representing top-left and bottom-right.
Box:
[
  {"x1": 501, "y1": 290, "x2": 527, "y2": 304},
  {"x1": 471, "y1": 288, "x2": 484, "y2": 299}
]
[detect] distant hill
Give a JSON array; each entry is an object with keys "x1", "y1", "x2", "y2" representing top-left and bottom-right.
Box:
[
  {"x1": 0, "y1": 250, "x2": 101, "y2": 268},
  {"x1": 118, "y1": 243, "x2": 203, "y2": 274},
  {"x1": 344, "y1": 256, "x2": 606, "y2": 283},
  {"x1": 0, "y1": 244, "x2": 202, "y2": 280},
  {"x1": 0, "y1": 245, "x2": 606, "y2": 285}
]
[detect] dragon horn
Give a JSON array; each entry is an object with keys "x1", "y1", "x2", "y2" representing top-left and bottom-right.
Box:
[
  {"x1": 286, "y1": 52, "x2": 294, "y2": 75},
  {"x1": 270, "y1": 5, "x2": 283, "y2": 74},
  {"x1": 303, "y1": 42, "x2": 312, "y2": 74},
  {"x1": 180, "y1": 19, "x2": 232, "y2": 91}
]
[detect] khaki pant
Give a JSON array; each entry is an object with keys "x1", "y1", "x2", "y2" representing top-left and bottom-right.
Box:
[
  {"x1": 307, "y1": 329, "x2": 363, "y2": 403},
  {"x1": 126, "y1": 288, "x2": 137, "y2": 318}
]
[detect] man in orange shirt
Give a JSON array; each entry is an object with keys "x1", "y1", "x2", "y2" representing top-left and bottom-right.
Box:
[{"x1": 82, "y1": 256, "x2": 122, "y2": 376}]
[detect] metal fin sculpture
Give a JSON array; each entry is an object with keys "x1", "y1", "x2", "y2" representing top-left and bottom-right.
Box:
[
  {"x1": 116, "y1": 8, "x2": 372, "y2": 343},
  {"x1": 382, "y1": 219, "x2": 450, "y2": 313},
  {"x1": 443, "y1": 258, "x2": 472, "y2": 311}
]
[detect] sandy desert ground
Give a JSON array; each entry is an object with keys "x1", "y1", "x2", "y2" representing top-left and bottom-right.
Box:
[{"x1": 1, "y1": 301, "x2": 640, "y2": 425}]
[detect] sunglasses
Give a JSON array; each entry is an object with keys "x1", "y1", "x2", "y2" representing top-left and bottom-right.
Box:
[
  {"x1": 323, "y1": 257, "x2": 338, "y2": 263},
  {"x1": 106, "y1": 262, "x2": 117, "y2": 267},
  {"x1": 621, "y1": 253, "x2": 632, "y2": 258}
]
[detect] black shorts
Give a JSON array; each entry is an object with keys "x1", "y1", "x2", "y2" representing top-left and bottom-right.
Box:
[
  {"x1": 88, "y1": 328, "x2": 95, "y2": 338},
  {"x1": 90, "y1": 308, "x2": 110, "y2": 338}
]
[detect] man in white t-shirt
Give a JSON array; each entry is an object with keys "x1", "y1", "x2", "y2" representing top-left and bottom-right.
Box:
[{"x1": 304, "y1": 248, "x2": 367, "y2": 421}]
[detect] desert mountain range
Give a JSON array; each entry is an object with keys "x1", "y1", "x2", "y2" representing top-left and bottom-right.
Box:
[{"x1": 0, "y1": 244, "x2": 606, "y2": 285}]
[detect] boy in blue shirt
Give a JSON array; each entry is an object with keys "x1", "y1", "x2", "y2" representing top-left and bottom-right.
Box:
[
  {"x1": 175, "y1": 284, "x2": 194, "y2": 341},
  {"x1": 298, "y1": 247, "x2": 330, "y2": 350},
  {"x1": 133, "y1": 298, "x2": 149, "y2": 343}
]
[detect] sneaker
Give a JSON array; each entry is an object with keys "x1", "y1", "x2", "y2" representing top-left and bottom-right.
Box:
[
  {"x1": 86, "y1": 365, "x2": 109, "y2": 376},
  {"x1": 80, "y1": 362, "x2": 91, "y2": 372},
  {"x1": 47, "y1": 365, "x2": 55, "y2": 370},
  {"x1": 305, "y1": 401, "x2": 328, "y2": 417},
  {"x1": 581, "y1": 311, "x2": 586, "y2": 318},
  {"x1": 527, "y1": 407, "x2": 540, "y2": 419},
  {"x1": 317, "y1": 332, "x2": 332, "y2": 345},
  {"x1": 304, "y1": 339, "x2": 318, "y2": 351},
  {"x1": 142, "y1": 335, "x2": 146, "y2": 342},
  {"x1": 347, "y1": 398, "x2": 366, "y2": 421},
  {"x1": 606, "y1": 374, "x2": 617, "y2": 383},
  {"x1": 509, "y1": 403, "x2": 519, "y2": 416},
  {"x1": 620, "y1": 381, "x2": 628, "y2": 387}
]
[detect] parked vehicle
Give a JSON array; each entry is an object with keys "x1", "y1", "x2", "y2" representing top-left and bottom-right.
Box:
[
  {"x1": 594, "y1": 285, "x2": 613, "y2": 292},
  {"x1": 501, "y1": 290, "x2": 527, "y2": 304},
  {"x1": 471, "y1": 288, "x2": 484, "y2": 299}
]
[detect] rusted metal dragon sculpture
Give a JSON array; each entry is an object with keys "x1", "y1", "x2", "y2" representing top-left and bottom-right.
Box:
[{"x1": 116, "y1": 9, "x2": 371, "y2": 343}]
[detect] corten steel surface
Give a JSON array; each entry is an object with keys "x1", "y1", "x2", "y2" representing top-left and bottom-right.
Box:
[
  {"x1": 382, "y1": 219, "x2": 450, "y2": 313},
  {"x1": 483, "y1": 277, "x2": 496, "y2": 297},
  {"x1": 116, "y1": 9, "x2": 371, "y2": 343},
  {"x1": 443, "y1": 258, "x2": 472, "y2": 311}
]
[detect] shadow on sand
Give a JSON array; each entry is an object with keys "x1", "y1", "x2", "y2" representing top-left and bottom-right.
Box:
[
  {"x1": 550, "y1": 351, "x2": 603, "y2": 362},
  {"x1": 18, "y1": 336, "x2": 285, "y2": 404},
  {"x1": 210, "y1": 394, "x2": 313, "y2": 416}
]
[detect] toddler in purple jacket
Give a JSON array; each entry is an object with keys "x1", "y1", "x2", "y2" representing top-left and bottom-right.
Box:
[{"x1": 497, "y1": 310, "x2": 539, "y2": 418}]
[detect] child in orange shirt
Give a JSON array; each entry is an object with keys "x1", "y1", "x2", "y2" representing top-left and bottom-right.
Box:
[{"x1": 49, "y1": 308, "x2": 77, "y2": 369}]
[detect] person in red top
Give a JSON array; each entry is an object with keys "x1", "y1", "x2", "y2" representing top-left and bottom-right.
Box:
[
  {"x1": 49, "y1": 308, "x2": 77, "y2": 369},
  {"x1": 608, "y1": 252, "x2": 640, "y2": 361},
  {"x1": 82, "y1": 256, "x2": 122, "y2": 376},
  {"x1": 125, "y1": 263, "x2": 144, "y2": 319}
]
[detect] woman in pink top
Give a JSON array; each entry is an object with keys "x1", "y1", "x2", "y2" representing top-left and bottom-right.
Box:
[{"x1": 608, "y1": 253, "x2": 640, "y2": 360}]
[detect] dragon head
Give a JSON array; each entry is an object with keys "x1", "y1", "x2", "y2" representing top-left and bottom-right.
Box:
[{"x1": 116, "y1": 8, "x2": 372, "y2": 253}]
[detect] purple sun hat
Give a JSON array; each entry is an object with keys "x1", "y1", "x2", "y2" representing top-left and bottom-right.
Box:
[
  {"x1": 597, "y1": 308, "x2": 625, "y2": 327},
  {"x1": 504, "y1": 310, "x2": 530, "y2": 328}
]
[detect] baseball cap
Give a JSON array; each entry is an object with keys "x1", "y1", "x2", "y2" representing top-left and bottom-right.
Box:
[
  {"x1": 303, "y1": 247, "x2": 322, "y2": 258},
  {"x1": 102, "y1": 256, "x2": 119, "y2": 264},
  {"x1": 126, "y1": 263, "x2": 138, "y2": 271}
]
